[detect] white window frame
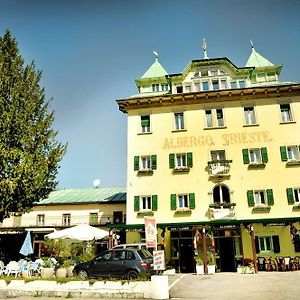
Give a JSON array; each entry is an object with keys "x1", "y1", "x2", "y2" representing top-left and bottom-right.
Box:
[
  {"x1": 258, "y1": 236, "x2": 273, "y2": 252},
  {"x1": 280, "y1": 104, "x2": 293, "y2": 123},
  {"x1": 211, "y1": 150, "x2": 226, "y2": 161},
  {"x1": 175, "y1": 153, "x2": 187, "y2": 168},
  {"x1": 62, "y1": 214, "x2": 71, "y2": 226},
  {"x1": 178, "y1": 194, "x2": 189, "y2": 209},
  {"x1": 293, "y1": 188, "x2": 300, "y2": 204},
  {"x1": 230, "y1": 81, "x2": 237, "y2": 89},
  {"x1": 141, "y1": 115, "x2": 151, "y2": 133},
  {"x1": 238, "y1": 80, "x2": 246, "y2": 88},
  {"x1": 185, "y1": 85, "x2": 191, "y2": 92},
  {"x1": 141, "y1": 195, "x2": 152, "y2": 211},
  {"x1": 37, "y1": 214, "x2": 45, "y2": 226},
  {"x1": 205, "y1": 109, "x2": 224, "y2": 128},
  {"x1": 202, "y1": 81, "x2": 209, "y2": 91},
  {"x1": 161, "y1": 83, "x2": 168, "y2": 91},
  {"x1": 220, "y1": 79, "x2": 227, "y2": 90},
  {"x1": 244, "y1": 107, "x2": 257, "y2": 125},
  {"x1": 140, "y1": 155, "x2": 151, "y2": 170},
  {"x1": 254, "y1": 190, "x2": 267, "y2": 206},
  {"x1": 287, "y1": 145, "x2": 300, "y2": 161},
  {"x1": 249, "y1": 148, "x2": 262, "y2": 164},
  {"x1": 152, "y1": 84, "x2": 159, "y2": 92},
  {"x1": 212, "y1": 79, "x2": 219, "y2": 91},
  {"x1": 174, "y1": 112, "x2": 185, "y2": 130}
]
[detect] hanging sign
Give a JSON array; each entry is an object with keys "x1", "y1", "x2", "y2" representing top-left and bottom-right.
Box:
[{"x1": 144, "y1": 216, "x2": 157, "y2": 249}]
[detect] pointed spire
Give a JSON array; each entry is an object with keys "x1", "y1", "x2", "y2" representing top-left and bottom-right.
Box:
[
  {"x1": 202, "y1": 38, "x2": 209, "y2": 59},
  {"x1": 245, "y1": 41, "x2": 274, "y2": 67},
  {"x1": 141, "y1": 51, "x2": 168, "y2": 79}
]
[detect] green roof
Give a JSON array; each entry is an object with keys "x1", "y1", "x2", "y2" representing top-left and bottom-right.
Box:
[
  {"x1": 245, "y1": 47, "x2": 274, "y2": 67},
  {"x1": 37, "y1": 187, "x2": 126, "y2": 205},
  {"x1": 141, "y1": 58, "x2": 168, "y2": 79}
]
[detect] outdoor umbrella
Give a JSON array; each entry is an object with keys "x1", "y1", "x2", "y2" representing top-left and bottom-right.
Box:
[
  {"x1": 19, "y1": 231, "x2": 34, "y2": 256},
  {"x1": 45, "y1": 224, "x2": 109, "y2": 241}
]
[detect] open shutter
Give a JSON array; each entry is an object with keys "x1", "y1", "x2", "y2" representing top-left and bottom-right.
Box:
[
  {"x1": 294, "y1": 235, "x2": 300, "y2": 252},
  {"x1": 189, "y1": 193, "x2": 195, "y2": 209},
  {"x1": 187, "y1": 152, "x2": 193, "y2": 167},
  {"x1": 152, "y1": 195, "x2": 158, "y2": 211},
  {"x1": 134, "y1": 196, "x2": 140, "y2": 212},
  {"x1": 272, "y1": 235, "x2": 280, "y2": 253},
  {"x1": 141, "y1": 117, "x2": 150, "y2": 127},
  {"x1": 266, "y1": 189, "x2": 274, "y2": 206},
  {"x1": 255, "y1": 236, "x2": 260, "y2": 253},
  {"x1": 134, "y1": 156, "x2": 140, "y2": 171},
  {"x1": 286, "y1": 188, "x2": 295, "y2": 204},
  {"x1": 151, "y1": 155, "x2": 157, "y2": 170},
  {"x1": 170, "y1": 194, "x2": 177, "y2": 210},
  {"x1": 247, "y1": 190, "x2": 255, "y2": 206},
  {"x1": 242, "y1": 149, "x2": 250, "y2": 164},
  {"x1": 261, "y1": 147, "x2": 268, "y2": 163},
  {"x1": 280, "y1": 146, "x2": 288, "y2": 161},
  {"x1": 169, "y1": 153, "x2": 175, "y2": 169}
]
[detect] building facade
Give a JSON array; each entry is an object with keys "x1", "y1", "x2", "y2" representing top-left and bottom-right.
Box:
[
  {"x1": 117, "y1": 43, "x2": 300, "y2": 272},
  {"x1": 0, "y1": 187, "x2": 126, "y2": 262}
]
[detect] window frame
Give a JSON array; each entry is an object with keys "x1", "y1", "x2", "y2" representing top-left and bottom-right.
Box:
[
  {"x1": 244, "y1": 106, "x2": 257, "y2": 125},
  {"x1": 140, "y1": 195, "x2": 152, "y2": 212},
  {"x1": 287, "y1": 145, "x2": 300, "y2": 161},
  {"x1": 254, "y1": 190, "x2": 267, "y2": 206},
  {"x1": 280, "y1": 103, "x2": 293, "y2": 123},
  {"x1": 258, "y1": 236, "x2": 273, "y2": 252},
  {"x1": 36, "y1": 214, "x2": 45, "y2": 226},
  {"x1": 174, "y1": 112, "x2": 185, "y2": 130},
  {"x1": 152, "y1": 84, "x2": 159, "y2": 92},
  {"x1": 140, "y1": 115, "x2": 151, "y2": 133},
  {"x1": 140, "y1": 155, "x2": 151, "y2": 170},
  {"x1": 205, "y1": 108, "x2": 225, "y2": 128},
  {"x1": 249, "y1": 148, "x2": 262, "y2": 164},
  {"x1": 62, "y1": 214, "x2": 71, "y2": 226},
  {"x1": 177, "y1": 194, "x2": 189, "y2": 209}
]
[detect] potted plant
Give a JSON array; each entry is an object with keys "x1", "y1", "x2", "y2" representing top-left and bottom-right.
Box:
[
  {"x1": 207, "y1": 251, "x2": 216, "y2": 274},
  {"x1": 62, "y1": 258, "x2": 76, "y2": 277},
  {"x1": 195, "y1": 257, "x2": 204, "y2": 275},
  {"x1": 40, "y1": 257, "x2": 56, "y2": 278}
]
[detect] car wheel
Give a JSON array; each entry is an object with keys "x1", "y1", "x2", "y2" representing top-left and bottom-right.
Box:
[
  {"x1": 77, "y1": 269, "x2": 89, "y2": 280},
  {"x1": 127, "y1": 270, "x2": 138, "y2": 280}
]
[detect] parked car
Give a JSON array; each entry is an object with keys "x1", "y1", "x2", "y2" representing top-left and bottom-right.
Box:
[
  {"x1": 113, "y1": 243, "x2": 154, "y2": 254},
  {"x1": 73, "y1": 248, "x2": 154, "y2": 280}
]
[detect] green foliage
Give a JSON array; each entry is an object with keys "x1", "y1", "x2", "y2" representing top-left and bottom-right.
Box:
[{"x1": 0, "y1": 30, "x2": 67, "y2": 221}]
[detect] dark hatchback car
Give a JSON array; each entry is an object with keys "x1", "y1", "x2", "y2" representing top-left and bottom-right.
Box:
[{"x1": 73, "y1": 248, "x2": 154, "y2": 280}]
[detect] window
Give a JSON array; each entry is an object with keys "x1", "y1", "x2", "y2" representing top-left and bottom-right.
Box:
[
  {"x1": 201, "y1": 70, "x2": 208, "y2": 77},
  {"x1": 202, "y1": 81, "x2": 209, "y2": 91},
  {"x1": 280, "y1": 145, "x2": 300, "y2": 162},
  {"x1": 141, "y1": 115, "x2": 150, "y2": 133},
  {"x1": 230, "y1": 81, "x2": 237, "y2": 89},
  {"x1": 286, "y1": 188, "x2": 300, "y2": 205},
  {"x1": 194, "y1": 72, "x2": 200, "y2": 78},
  {"x1": 257, "y1": 73, "x2": 265, "y2": 82},
  {"x1": 258, "y1": 236, "x2": 272, "y2": 251},
  {"x1": 267, "y1": 72, "x2": 276, "y2": 81},
  {"x1": 36, "y1": 214, "x2": 45, "y2": 226},
  {"x1": 205, "y1": 109, "x2": 224, "y2": 128},
  {"x1": 174, "y1": 112, "x2": 185, "y2": 130},
  {"x1": 161, "y1": 83, "x2": 168, "y2": 91},
  {"x1": 170, "y1": 193, "x2": 195, "y2": 210},
  {"x1": 238, "y1": 80, "x2": 246, "y2": 88},
  {"x1": 134, "y1": 195, "x2": 158, "y2": 212},
  {"x1": 194, "y1": 83, "x2": 201, "y2": 92},
  {"x1": 89, "y1": 213, "x2": 98, "y2": 225},
  {"x1": 176, "y1": 86, "x2": 183, "y2": 93},
  {"x1": 152, "y1": 84, "x2": 159, "y2": 92},
  {"x1": 247, "y1": 189, "x2": 274, "y2": 207},
  {"x1": 280, "y1": 104, "x2": 293, "y2": 122},
  {"x1": 134, "y1": 155, "x2": 157, "y2": 171},
  {"x1": 209, "y1": 70, "x2": 218, "y2": 76},
  {"x1": 62, "y1": 214, "x2": 71, "y2": 226},
  {"x1": 169, "y1": 153, "x2": 193, "y2": 169},
  {"x1": 211, "y1": 150, "x2": 226, "y2": 161},
  {"x1": 256, "y1": 236, "x2": 280, "y2": 253},
  {"x1": 212, "y1": 185, "x2": 230, "y2": 204},
  {"x1": 242, "y1": 148, "x2": 268, "y2": 164},
  {"x1": 220, "y1": 79, "x2": 227, "y2": 90},
  {"x1": 212, "y1": 80, "x2": 219, "y2": 90},
  {"x1": 244, "y1": 107, "x2": 256, "y2": 125},
  {"x1": 185, "y1": 85, "x2": 191, "y2": 92}
]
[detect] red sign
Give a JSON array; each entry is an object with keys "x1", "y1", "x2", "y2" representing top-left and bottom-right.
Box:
[{"x1": 144, "y1": 216, "x2": 157, "y2": 249}]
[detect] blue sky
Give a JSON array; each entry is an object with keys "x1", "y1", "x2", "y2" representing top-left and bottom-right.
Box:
[{"x1": 1, "y1": 0, "x2": 300, "y2": 189}]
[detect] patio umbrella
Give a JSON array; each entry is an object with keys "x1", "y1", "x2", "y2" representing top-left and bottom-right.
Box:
[
  {"x1": 45, "y1": 224, "x2": 109, "y2": 241},
  {"x1": 19, "y1": 231, "x2": 34, "y2": 256}
]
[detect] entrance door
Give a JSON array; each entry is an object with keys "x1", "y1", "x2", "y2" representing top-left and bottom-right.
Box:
[
  {"x1": 179, "y1": 239, "x2": 194, "y2": 273},
  {"x1": 219, "y1": 237, "x2": 236, "y2": 272}
]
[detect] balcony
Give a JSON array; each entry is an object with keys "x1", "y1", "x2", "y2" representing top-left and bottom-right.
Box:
[
  {"x1": 209, "y1": 203, "x2": 236, "y2": 220},
  {"x1": 208, "y1": 160, "x2": 232, "y2": 177}
]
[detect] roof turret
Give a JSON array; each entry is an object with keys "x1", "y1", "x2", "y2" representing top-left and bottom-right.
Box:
[
  {"x1": 245, "y1": 42, "x2": 274, "y2": 67},
  {"x1": 141, "y1": 52, "x2": 168, "y2": 78}
]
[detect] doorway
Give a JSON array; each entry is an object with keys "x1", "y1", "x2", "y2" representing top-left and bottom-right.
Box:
[
  {"x1": 218, "y1": 236, "x2": 236, "y2": 272},
  {"x1": 179, "y1": 239, "x2": 194, "y2": 273}
]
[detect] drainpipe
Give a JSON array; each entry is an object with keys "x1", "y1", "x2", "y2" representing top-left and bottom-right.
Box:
[
  {"x1": 250, "y1": 224, "x2": 258, "y2": 273},
  {"x1": 202, "y1": 227, "x2": 208, "y2": 275}
]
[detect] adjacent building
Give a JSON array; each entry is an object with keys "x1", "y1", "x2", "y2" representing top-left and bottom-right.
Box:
[{"x1": 117, "y1": 42, "x2": 300, "y2": 272}]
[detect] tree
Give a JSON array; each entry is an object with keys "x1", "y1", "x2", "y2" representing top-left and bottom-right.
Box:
[{"x1": 0, "y1": 30, "x2": 67, "y2": 221}]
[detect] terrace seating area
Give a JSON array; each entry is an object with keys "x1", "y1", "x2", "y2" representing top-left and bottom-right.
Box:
[
  {"x1": 0, "y1": 259, "x2": 43, "y2": 277},
  {"x1": 256, "y1": 256, "x2": 300, "y2": 272}
]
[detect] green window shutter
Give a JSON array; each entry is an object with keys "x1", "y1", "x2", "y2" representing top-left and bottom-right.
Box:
[
  {"x1": 247, "y1": 190, "x2": 255, "y2": 206},
  {"x1": 151, "y1": 155, "x2": 157, "y2": 170},
  {"x1": 280, "y1": 146, "x2": 288, "y2": 161},
  {"x1": 187, "y1": 152, "x2": 193, "y2": 167},
  {"x1": 134, "y1": 196, "x2": 140, "y2": 212},
  {"x1": 294, "y1": 235, "x2": 300, "y2": 252},
  {"x1": 134, "y1": 156, "x2": 140, "y2": 171},
  {"x1": 170, "y1": 194, "x2": 177, "y2": 210},
  {"x1": 152, "y1": 195, "x2": 158, "y2": 211},
  {"x1": 169, "y1": 153, "x2": 175, "y2": 169},
  {"x1": 255, "y1": 236, "x2": 260, "y2": 253},
  {"x1": 141, "y1": 118, "x2": 150, "y2": 126},
  {"x1": 261, "y1": 147, "x2": 268, "y2": 163},
  {"x1": 189, "y1": 193, "x2": 195, "y2": 209},
  {"x1": 242, "y1": 149, "x2": 250, "y2": 164},
  {"x1": 266, "y1": 189, "x2": 274, "y2": 206},
  {"x1": 286, "y1": 188, "x2": 295, "y2": 204},
  {"x1": 272, "y1": 235, "x2": 280, "y2": 253}
]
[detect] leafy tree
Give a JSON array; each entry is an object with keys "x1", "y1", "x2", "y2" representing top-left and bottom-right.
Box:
[{"x1": 0, "y1": 30, "x2": 67, "y2": 221}]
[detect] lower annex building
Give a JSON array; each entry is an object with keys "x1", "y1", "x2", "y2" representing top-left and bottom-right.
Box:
[{"x1": 116, "y1": 41, "x2": 300, "y2": 272}]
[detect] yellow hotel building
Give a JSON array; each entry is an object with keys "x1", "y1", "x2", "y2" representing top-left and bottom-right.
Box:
[{"x1": 117, "y1": 43, "x2": 300, "y2": 273}]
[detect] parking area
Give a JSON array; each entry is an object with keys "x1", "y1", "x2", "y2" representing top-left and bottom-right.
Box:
[{"x1": 169, "y1": 271, "x2": 300, "y2": 300}]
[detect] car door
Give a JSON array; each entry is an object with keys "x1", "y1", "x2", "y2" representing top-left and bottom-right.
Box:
[
  {"x1": 88, "y1": 250, "x2": 112, "y2": 278},
  {"x1": 109, "y1": 250, "x2": 130, "y2": 278}
]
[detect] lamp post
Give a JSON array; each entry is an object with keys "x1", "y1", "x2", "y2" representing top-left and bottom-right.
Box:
[
  {"x1": 250, "y1": 224, "x2": 258, "y2": 273},
  {"x1": 202, "y1": 227, "x2": 208, "y2": 275}
]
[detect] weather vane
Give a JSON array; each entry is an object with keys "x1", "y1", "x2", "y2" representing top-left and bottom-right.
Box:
[
  {"x1": 202, "y1": 38, "x2": 209, "y2": 59},
  {"x1": 250, "y1": 40, "x2": 254, "y2": 48},
  {"x1": 153, "y1": 50, "x2": 158, "y2": 59}
]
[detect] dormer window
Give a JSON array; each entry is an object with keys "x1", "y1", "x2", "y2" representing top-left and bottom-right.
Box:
[
  {"x1": 201, "y1": 70, "x2": 208, "y2": 77},
  {"x1": 176, "y1": 86, "x2": 183, "y2": 93},
  {"x1": 161, "y1": 84, "x2": 169, "y2": 91},
  {"x1": 230, "y1": 81, "x2": 237, "y2": 89},
  {"x1": 212, "y1": 80, "x2": 219, "y2": 90},
  {"x1": 209, "y1": 70, "x2": 218, "y2": 76},
  {"x1": 257, "y1": 73, "x2": 266, "y2": 82},
  {"x1": 239, "y1": 80, "x2": 246, "y2": 88},
  {"x1": 194, "y1": 72, "x2": 199, "y2": 78},
  {"x1": 152, "y1": 84, "x2": 159, "y2": 92}
]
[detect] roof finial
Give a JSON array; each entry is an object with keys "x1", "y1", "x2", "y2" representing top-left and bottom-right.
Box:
[
  {"x1": 153, "y1": 50, "x2": 158, "y2": 61},
  {"x1": 250, "y1": 40, "x2": 254, "y2": 49},
  {"x1": 202, "y1": 38, "x2": 209, "y2": 59}
]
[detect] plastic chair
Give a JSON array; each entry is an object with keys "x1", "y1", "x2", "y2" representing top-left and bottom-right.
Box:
[
  {"x1": 4, "y1": 261, "x2": 21, "y2": 277},
  {"x1": 283, "y1": 256, "x2": 291, "y2": 271},
  {"x1": 275, "y1": 256, "x2": 285, "y2": 271},
  {"x1": 257, "y1": 257, "x2": 266, "y2": 271}
]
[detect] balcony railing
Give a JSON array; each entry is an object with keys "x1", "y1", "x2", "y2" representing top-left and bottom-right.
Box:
[
  {"x1": 208, "y1": 160, "x2": 232, "y2": 177},
  {"x1": 209, "y1": 203, "x2": 236, "y2": 220}
]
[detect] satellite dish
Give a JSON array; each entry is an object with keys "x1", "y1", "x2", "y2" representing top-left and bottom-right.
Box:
[{"x1": 93, "y1": 179, "x2": 101, "y2": 188}]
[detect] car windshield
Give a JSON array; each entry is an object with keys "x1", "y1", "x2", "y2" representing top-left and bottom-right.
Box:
[{"x1": 137, "y1": 249, "x2": 152, "y2": 259}]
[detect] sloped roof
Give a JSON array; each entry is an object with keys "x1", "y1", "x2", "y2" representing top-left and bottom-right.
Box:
[
  {"x1": 37, "y1": 187, "x2": 126, "y2": 205},
  {"x1": 245, "y1": 47, "x2": 274, "y2": 67},
  {"x1": 141, "y1": 58, "x2": 168, "y2": 78}
]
